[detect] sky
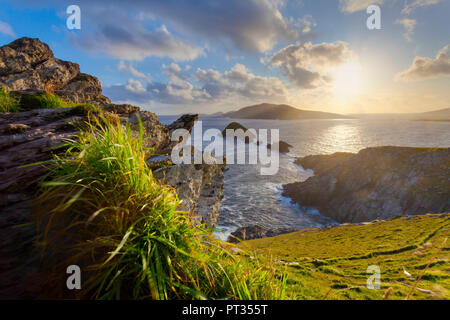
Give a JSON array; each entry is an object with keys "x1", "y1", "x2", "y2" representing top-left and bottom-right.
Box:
[{"x1": 0, "y1": 0, "x2": 449, "y2": 115}]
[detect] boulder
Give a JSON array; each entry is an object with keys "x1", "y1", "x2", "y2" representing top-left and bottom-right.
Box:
[
  {"x1": 0, "y1": 37, "x2": 107, "y2": 105},
  {"x1": 55, "y1": 73, "x2": 111, "y2": 105},
  {"x1": 0, "y1": 37, "x2": 79, "y2": 92}
]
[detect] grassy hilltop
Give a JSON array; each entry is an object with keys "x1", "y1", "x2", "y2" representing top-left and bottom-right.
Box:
[{"x1": 238, "y1": 214, "x2": 450, "y2": 300}]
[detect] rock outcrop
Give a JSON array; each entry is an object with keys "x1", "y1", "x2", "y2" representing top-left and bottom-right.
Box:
[
  {"x1": 0, "y1": 37, "x2": 109, "y2": 104},
  {"x1": 221, "y1": 121, "x2": 257, "y2": 143},
  {"x1": 268, "y1": 140, "x2": 293, "y2": 153},
  {"x1": 0, "y1": 37, "x2": 226, "y2": 299},
  {"x1": 294, "y1": 152, "x2": 353, "y2": 173},
  {"x1": 153, "y1": 158, "x2": 226, "y2": 228},
  {"x1": 283, "y1": 147, "x2": 450, "y2": 223},
  {"x1": 227, "y1": 225, "x2": 296, "y2": 243}
]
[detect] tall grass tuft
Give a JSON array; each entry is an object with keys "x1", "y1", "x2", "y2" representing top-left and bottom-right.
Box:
[
  {"x1": 19, "y1": 91, "x2": 72, "y2": 110},
  {"x1": 0, "y1": 86, "x2": 20, "y2": 112},
  {"x1": 36, "y1": 116, "x2": 286, "y2": 300}
]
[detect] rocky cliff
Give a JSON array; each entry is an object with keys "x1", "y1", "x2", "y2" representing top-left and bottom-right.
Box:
[
  {"x1": 283, "y1": 147, "x2": 450, "y2": 223},
  {"x1": 0, "y1": 37, "x2": 225, "y2": 299}
]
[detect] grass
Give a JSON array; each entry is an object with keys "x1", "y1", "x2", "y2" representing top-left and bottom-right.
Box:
[
  {"x1": 0, "y1": 88, "x2": 89, "y2": 113},
  {"x1": 35, "y1": 116, "x2": 287, "y2": 300},
  {"x1": 18, "y1": 91, "x2": 74, "y2": 110},
  {"x1": 0, "y1": 86, "x2": 20, "y2": 112},
  {"x1": 239, "y1": 214, "x2": 450, "y2": 300}
]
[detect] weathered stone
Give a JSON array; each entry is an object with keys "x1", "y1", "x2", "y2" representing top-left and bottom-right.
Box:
[
  {"x1": 283, "y1": 147, "x2": 450, "y2": 223},
  {"x1": 0, "y1": 38, "x2": 108, "y2": 105},
  {"x1": 55, "y1": 73, "x2": 111, "y2": 105},
  {"x1": 0, "y1": 38, "x2": 79, "y2": 92},
  {"x1": 227, "y1": 225, "x2": 296, "y2": 243},
  {"x1": 267, "y1": 140, "x2": 293, "y2": 153},
  {"x1": 221, "y1": 121, "x2": 256, "y2": 143},
  {"x1": 152, "y1": 151, "x2": 226, "y2": 228},
  {"x1": 294, "y1": 152, "x2": 354, "y2": 174}
]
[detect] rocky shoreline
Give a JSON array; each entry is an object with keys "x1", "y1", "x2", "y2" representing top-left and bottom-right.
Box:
[
  {"x1": 283, "y1": 146, "x2": 450, "y2": 223},
  {"x1": 0, "y1": 37, "x2": 226, "y2": 298}
]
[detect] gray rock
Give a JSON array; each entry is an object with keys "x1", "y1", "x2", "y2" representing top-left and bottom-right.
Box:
[
  {"x1": 227, "y1": 225, "x2": 296, "y2": 243},
  {"x1": 0, "y1": 38, "x2": 108, "y2": 105},
  {"x1": 283, "y1": 146, "x2": 450, "y2": 223},
  {"x1": 0, "y1": 37, "x2": 79, "y2": 92},
  {"x1": 221, "y1": 121, "x2": 256, "y2": 143},
  {"x1": 153, "y1": 151, "x2": 226, "y2": 228},
  {"x1": 267, "y1": 140, "x2": 293, "y2": 153}
]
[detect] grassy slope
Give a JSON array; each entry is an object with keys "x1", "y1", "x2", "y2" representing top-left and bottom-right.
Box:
[{"x1": 238, "y1": 214, "x2": 450, "y2": 300}]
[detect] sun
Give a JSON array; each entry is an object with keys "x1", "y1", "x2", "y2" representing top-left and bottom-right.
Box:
[{"x1": 332, "y1": 62, "x2": 364, "y2": 100}]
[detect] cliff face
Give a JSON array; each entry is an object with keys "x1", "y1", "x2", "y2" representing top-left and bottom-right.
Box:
[
  {"x1": 283, "y1": 147, "x2": 450, "y2": 223},
  {"x1": 0, "y1": 37, "x2": 226, "y2": 298}
]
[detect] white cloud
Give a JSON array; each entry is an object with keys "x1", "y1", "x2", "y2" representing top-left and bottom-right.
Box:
[
  {"x1": 268, "y1": 41, "x2": 355, "y2": 88},
  {"x1": 118, "y1": 61, "x2": 151, "y2": 81},
  {"x1": 338, "y1": 0, "x2": 384, "y2": 13},
  {"x1": 125, "y1": 79, "x2": 147, "y2": 93},
  {"x1": 396, "y1": 18, "x2": 417, "y2": 42},
  {"x1": 73, "y1": 23, "x2": 203, "y2": 61},
  {"x1": 104, "y1": 63, "x2": 289, "y2": 106},
  {"x1": 0, "y1": 21, "x2": 16, "y2": 37},
  {"x1": 401, "y1": 0, "x2": 443, "y2": 15},
  {"x1": 59, "y1": 0, "x2": 299, "y2": 55},
  {"x1": 395, "y1": 44, "x2": 450, "y2": 81}
]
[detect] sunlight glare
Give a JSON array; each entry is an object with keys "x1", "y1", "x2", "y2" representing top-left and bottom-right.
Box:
[{"x1": 332, "y1": 62, "x2": 364, "y2": 100}]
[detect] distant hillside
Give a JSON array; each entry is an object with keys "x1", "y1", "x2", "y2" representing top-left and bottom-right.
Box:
[
  {"x1": 420, "y1": 107, "x2": 450, "y2": 116},
  {"x1": 223, "y1": 103, "x2": 351, "y2": 120},
  {"x1": 415, "y1": 108, "x2": 450, "y2": 121}
]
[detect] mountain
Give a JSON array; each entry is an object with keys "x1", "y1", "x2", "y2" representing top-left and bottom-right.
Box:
[
  {"x1": 415, "y1": 107, "x2": 450, "y2": 121},
  {"x1": 351, "y1": 107, "x2": 450, "y2": 121},
  {"x1": 223, "y1": 103, "x2": 351, "y2": 120},
  {"x1": 420, "y1": 107, "x2": 450, "y2": 115}
]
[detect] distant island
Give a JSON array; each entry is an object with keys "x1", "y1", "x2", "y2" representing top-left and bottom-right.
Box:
[
  {"x1": 219, "y1": 103, "x2": 351, "y2": 120},
  {"x1": 414, "y1": 107, "x2": 450, "y2": 121}
]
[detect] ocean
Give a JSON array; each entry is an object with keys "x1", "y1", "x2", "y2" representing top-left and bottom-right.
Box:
[{"x1": 158, "y1": 116, "x2": 450, "y2": 240}]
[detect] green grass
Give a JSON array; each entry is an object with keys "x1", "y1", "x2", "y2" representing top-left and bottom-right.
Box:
[
  {"x1": 18, "y1": 91, "x2": 74, "y2": 110},
  {"x1": 35, "y1": 116, "x2": 287, "y2": 300},
  {"x1": 0, "y1": 88, "x2": 85, "y2": 113},
  {"x1": 0, "y1": 86, "x2": 20, "y2": 112},
  {"x1": 239, "y1": 215, "x2": 450, "y2": 300}
]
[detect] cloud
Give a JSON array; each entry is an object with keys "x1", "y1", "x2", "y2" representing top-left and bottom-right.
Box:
[
  {"x1": 118, "y1": 61, "x2": 151, "y2": 81},
  {"x1": 396, "y1": 18, "x2": 417, "y2": 42},
  {"x1": 135, "y1": 0, "x2": 298, "y2": 52},
  {"x1": 104, "y1": 63, "x2": 288, "y2": 105},
  {"x1": 395, "y1": 44, "x2": 450, "y2": 81},
  {"x1": 58, "y1": 0, "x2": 297, "y2": 54},
  {"x1": 338, "y1": 0, "x2": 384, "y2": 13},
  {"x1": 288, "y1": 14, "x2": 317, "y2": 41},
  {"x1": 72, "y1": 22, "x2": 203, "y2": 61},
  {"x1": 125, "y1": 79, "x2": 147, "y2": 93},
  {"x1": 0, "y1": 21, "x2": 16, "y2": 37},
  {"x1": 196, "y1": 63, "x2": 288, "y2": 101},
  {"x1": 401, "y1": 0, "x2": 443, "y2": 15},
  {"x1": 268, "y1": 41, "x2": 355, "y2": 88}
]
